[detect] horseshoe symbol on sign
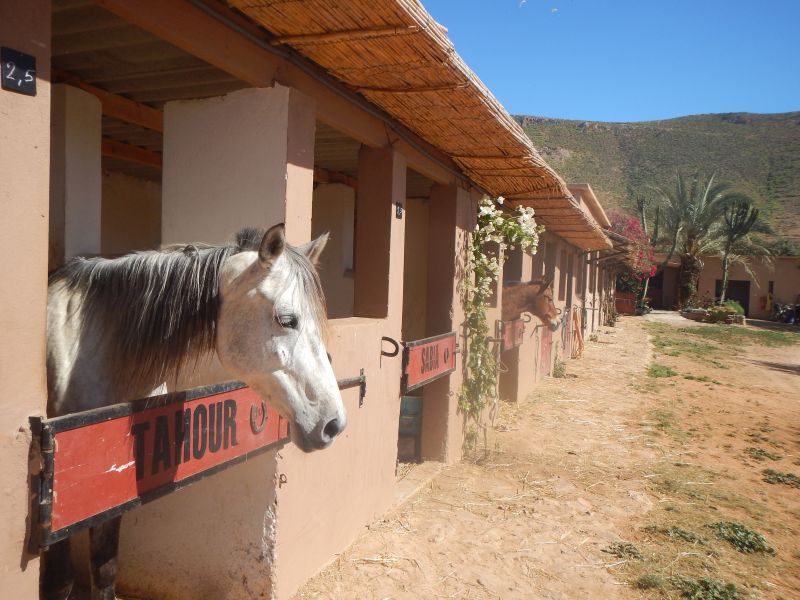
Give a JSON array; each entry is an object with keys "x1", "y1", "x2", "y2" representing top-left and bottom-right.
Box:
[{"x1": 250, "y1": 401, "x2": 268, "y2": 434}]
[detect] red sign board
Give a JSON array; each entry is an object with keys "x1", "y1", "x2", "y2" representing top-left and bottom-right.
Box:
[
  {"x1": 402, "y1": 332, "x2": 457, "y2": 392},
  {"x1": 500, "y1": 319, "x2": 526, "y2": 351},
  {"x1": 34, "y1": 382, "x2": 288, "y2": 546}
]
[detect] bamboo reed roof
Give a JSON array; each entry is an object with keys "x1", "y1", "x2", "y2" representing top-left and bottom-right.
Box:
[
  {"x1": 228, "y1": 0, "x2": 611, "y2": 250},
  {"x1": 602, "y1": 229, "x2": 640, "y2": 270}
]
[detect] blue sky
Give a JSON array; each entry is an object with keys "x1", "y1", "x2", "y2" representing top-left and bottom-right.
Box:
[{"x1": 420, "y1": 0, "x2": 800, "y2": 122}]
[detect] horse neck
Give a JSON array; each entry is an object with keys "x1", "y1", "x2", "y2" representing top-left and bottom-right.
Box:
[{"x1": 94, "y1": 247, "x2": 231, "y2": 394}]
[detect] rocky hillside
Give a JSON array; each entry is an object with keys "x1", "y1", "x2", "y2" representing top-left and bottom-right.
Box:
[{"x1": 518, "y1": 112, "x2": 800, "y2": 240}]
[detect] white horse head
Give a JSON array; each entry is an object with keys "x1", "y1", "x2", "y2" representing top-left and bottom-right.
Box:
[{"x1": 216, "y1": 224, "x2": 346, "y2": 452}]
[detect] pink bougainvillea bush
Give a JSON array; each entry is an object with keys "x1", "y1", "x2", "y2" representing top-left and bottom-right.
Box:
[{"x1": 609, "y1": 213, "x2": 656, "y2": 299}]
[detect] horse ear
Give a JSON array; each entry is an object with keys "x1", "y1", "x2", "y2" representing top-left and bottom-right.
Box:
[
  {"x1": 259, "y1": 224, "x2": 286, "y2": 268},
  {"x1": 297, "y1": 232, "x2": 329, "y2": 268},
  {"x1": 538, "y1": 277, "x2": 553, "y2": 295}
]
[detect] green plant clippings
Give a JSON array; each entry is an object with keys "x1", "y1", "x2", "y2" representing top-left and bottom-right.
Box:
[
  {"x1": 706, "y1": 521, "x2": 774, "y2": 554},
  {"x1": 763, "y1": 468, "x2": 800, "y2": 488},
  {"x1": 648, "y1": 363, "x2": 677, "y2": 378}
]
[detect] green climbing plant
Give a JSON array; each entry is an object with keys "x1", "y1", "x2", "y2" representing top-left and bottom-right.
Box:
[{"x1": 458, "y1": 196, "x2": 543, "y2": 447}]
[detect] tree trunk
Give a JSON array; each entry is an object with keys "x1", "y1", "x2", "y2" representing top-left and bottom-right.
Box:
[
  {"x1": 678, "y1": 253, "x2": 703, "y2": 307},
  {"x1": 719, "y1": 253, "x2": 730, "y2": 303}
]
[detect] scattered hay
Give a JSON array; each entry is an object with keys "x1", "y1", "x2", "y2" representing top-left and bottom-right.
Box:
[
  {"x1": 602, "y1": 542, "x2": 643, "y2": 560},
  {"x1": 644, "y1": 525, "x2": 706, "y2": 545},
  {"x1": 350, "y1": 554, "x2": 420, "y2": 568}
]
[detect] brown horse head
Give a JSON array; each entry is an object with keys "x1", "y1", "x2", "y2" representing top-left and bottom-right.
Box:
[{"x1": 502, "y1": 277, "x2": 561, "y2": 331}]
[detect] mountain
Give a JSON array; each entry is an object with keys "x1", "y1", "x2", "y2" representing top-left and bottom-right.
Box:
[{"x1": 517, "y1": 112, "x2": 800, "y2": 240}]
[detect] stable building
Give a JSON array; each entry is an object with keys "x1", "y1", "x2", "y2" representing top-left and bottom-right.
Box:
[
  {"x1": 2, "y1": 2, "x2": 610, "y2": 599},
  {"x1": 498, "y1": 183, "x2": 615, "y2": 403}
]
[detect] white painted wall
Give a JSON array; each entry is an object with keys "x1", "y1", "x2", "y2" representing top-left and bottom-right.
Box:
[{"x1": 50, "y1": 84, "x2": 102, "y2": 261}]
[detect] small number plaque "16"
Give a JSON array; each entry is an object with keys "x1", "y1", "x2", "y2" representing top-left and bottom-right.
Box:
[{"x1": 2, "y1": 47, "x2": 36, "y2": 96}]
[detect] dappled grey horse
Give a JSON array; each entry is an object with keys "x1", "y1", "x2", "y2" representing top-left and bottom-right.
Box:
[{"x1": 43, "y1": 224, "x2": 345, "y2": 600}]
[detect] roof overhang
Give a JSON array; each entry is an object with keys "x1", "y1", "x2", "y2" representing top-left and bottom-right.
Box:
[
  {"x1": 586, "y1": 229, "x2": 636, "y2": 267},
  {"x1": 228, "y1": 0, "x2": 611, "y2": 250},
  {"x1": 567, "y1": 183, "x2": 612, "y2": 229}
]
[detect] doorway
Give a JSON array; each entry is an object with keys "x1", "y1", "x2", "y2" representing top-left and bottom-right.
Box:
[{"x1": 715, "y1": 279, "x2": 751, "y2": 315}]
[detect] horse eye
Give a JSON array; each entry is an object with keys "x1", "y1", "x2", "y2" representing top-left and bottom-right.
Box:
[{"x1": 276, "y1": 314, "x2": 299, "y2": 329}]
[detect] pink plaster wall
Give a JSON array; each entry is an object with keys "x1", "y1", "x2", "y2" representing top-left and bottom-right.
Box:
[
  {"x1": 0, "y1": 2, "x2": 51, "y2": 596},
  {"x1": 273, "y1": 318, "x2": 403, "y2": 599},
  {"x1": 101, "y1": 171, "x2": 161, "y2": 254}
]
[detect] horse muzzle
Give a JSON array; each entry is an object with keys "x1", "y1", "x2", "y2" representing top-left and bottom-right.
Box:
[{"x1": 293, "y1": 413, "x2": 347, "y2": 453}]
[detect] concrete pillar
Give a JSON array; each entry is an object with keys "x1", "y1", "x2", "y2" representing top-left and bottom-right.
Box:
[
  {"x1": 521, "y1": 252, "x2": 533, "y2": 281},
  {"x1": 544, "y1": 235, "x2": 557, "y2": 284},
  {"x1": 420, "y1": 183, "x2": 471, "y2": 463},
  {"x1": 504, "y1": 248, "x2": 523, "y2": 282},
  {"x1": 119, "y1": 85, "x2": 315, "y2": 600},
  {"x1": 504, "y1": 249, "x2": 533, "y2": 283},
  {"x1": 49, "y1": 84, "x2": 102, "y2": 268},
  {"x1": 566, "y1": 251, "x2": 575, "y2": 307},
  {"x1": 533, "y1": 242, "x2": 545, "y2": 279},
  {"x1": 354, "y1": 146, "x2": 407, "y2": 319},
  {"x1": 0, "y1": 1, "x2": 51, "y2": 597},
  {"x1": 161, "y1": 85, "x2": 315, "y2": 246}
]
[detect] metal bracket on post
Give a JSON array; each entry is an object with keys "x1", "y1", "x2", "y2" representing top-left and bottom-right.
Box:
[{"x1": 337, "y1": 368, "x2": 367, "y2": 408}]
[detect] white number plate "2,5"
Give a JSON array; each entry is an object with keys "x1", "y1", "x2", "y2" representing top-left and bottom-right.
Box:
[{"x1": 1, "y1": 47, "x2": 36, "y2": 96}]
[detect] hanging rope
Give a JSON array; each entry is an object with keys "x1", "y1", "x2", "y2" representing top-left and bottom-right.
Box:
[{"x1": 571, "y1": 307, "x2": 585, "y2": 359}]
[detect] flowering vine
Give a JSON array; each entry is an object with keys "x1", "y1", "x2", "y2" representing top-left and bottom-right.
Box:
[{"x1": 459, "y1": 197, "x2": 544, "y2": 448}]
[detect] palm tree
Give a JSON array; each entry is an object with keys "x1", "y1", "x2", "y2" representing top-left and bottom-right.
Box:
[
  {"x1": 715, "y1": 199, "x2": 771, "y2": 303},
  {"x1": 656, "y1": 173, "x2": 739, "y2": 307}
]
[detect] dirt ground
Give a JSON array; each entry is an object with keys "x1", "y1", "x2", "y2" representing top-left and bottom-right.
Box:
[{"x1": 294, "y1": 315, "x2": 800, "y2": 600}]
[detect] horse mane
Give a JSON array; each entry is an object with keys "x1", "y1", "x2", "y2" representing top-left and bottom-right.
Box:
[{"x1": 49, "y1": 227, "x2": 327, "y2": 390}]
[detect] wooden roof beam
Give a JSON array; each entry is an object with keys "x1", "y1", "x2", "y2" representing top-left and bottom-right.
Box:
[
  {"x1": 314, "y1": 166, "x2": 358, "y2": 189},
  {"x1": 53, "y1": 68, "x2": 163, "y2": 132},
  {"x1": 102, "y1": 137, "x2": 162, "y2": 168},
  {"x1": 93, "y1": 0, "x2": 278, "y2": 87}
]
